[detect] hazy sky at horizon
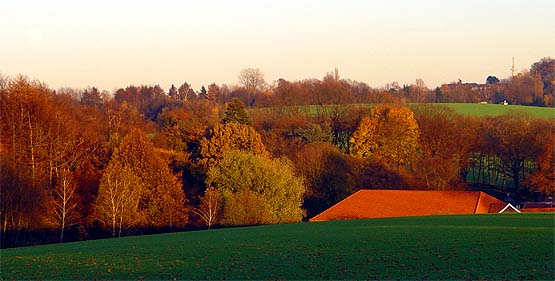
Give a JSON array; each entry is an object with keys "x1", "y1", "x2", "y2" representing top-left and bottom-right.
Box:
[{"x1": 1, "y1": 0, "x2": 554, "y2": 92}]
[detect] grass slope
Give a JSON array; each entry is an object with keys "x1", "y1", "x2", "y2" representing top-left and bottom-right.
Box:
[
  {"x1": 1, "y1": 213, "x2": 553, "y2": 280},
  {"x1": 430, "y1": 103, "x2": 555, "y2": 118},
  {"x1": 255, "y1": 103, "x2": 555, "y2": 118}
]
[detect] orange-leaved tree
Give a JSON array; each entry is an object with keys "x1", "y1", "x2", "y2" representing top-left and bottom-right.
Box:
[
  {"x1": 291, "y1": 142, "x2": 355, "y2": 218},
  {"x1": 0, "y1": 158, "x2": 49, "y2": 243},
  {"x1": 93, "y1": 129, "x2": 188, "y2": 233},
  {"x1": 527, "y1": 123, "x2": 555, "y2": 195},
  {"x1": 412, "y1": 105, "x2": 478, "y2": 190},
  {"x1": 479, "y1": 114, "x2": 544, "y2": 193},
  {"x1": 0, "y1": 76, "x2": 91, "y2": 238}
]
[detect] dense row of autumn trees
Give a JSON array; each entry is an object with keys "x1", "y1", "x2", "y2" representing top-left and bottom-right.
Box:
[
  {"x1": 239, "y1": 58, "x2": 554, "y2": 107},
  {"x1": 1, "y1": 58, "x2": 553, "y2": 247},
  {"x1": 0, "y1": 75, "x2": 307, "y2": 247}
]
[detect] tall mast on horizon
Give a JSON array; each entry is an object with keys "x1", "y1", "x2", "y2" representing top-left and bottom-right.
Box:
[{"x1": 511, "y1": 57, "x2": 516, "y2": 77}]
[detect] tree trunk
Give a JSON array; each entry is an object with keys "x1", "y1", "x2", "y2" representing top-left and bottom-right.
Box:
[
  {"x1": 118, "y1": 211, "x2": 124, "y2": 238},
  {"x1": 512, "y1": 164, "x2": 521, "y2": 193},
  {"x1": 112, "y1": 215, "x2": 116, "y2": 238},
  {"x1": 27, "y1": 111, "x2": 36, "y2": 186},
  {"x1": 60, "y1": 219, "x2": 65, "y2": 242}
]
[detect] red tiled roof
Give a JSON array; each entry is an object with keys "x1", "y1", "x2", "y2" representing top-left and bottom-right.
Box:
[
  {"x1": 309, "y1": 190, "x2": 506, "y2": 222},
  {"x1": 488, "y1": 203, "x2": 509, "y2": 213}
]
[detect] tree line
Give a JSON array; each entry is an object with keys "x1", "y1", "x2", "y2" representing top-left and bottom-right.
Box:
[
  {"x1": 230, "y1": 58, "x2": 554, "y2": 107},
  {"x1": 1, "y1": 57, "x2": 553, "y2": 247}
]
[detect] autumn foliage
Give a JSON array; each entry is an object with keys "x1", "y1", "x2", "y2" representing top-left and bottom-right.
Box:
[
  {"x1": 93, "y1": 129, "x2": 188, "y2": 235},
  {"x1": 1, "y1": 58, "x2": 554, "y2": 247},
  {"x1": 350, "y1": 104, "x2": 420, "y2": 170},
  {"x1": 527, "y1": 126, "x2": 555, "y2": 195},
  {"x1": 198, "y1": 123, "x2": 269, "y2": 168},
  {"x1": 206, "y1": 150, "x2": 305, "y2": 226},
  {"x1": 412, "y1": 105, "x2": 478, "y2": 190}
]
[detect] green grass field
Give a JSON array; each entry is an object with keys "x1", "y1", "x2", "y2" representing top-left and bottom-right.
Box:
[
  {"x1": 256, "y1": 103, "x2": 555, "y2": 118},
  {"x1": 427, "y1": 103, "x2": 555, "y2": 118},
  {"x1": 1, "y1": 213, "x2": 553, "y2": 280}
]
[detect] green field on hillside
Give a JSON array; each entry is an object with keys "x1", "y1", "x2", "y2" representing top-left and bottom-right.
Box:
[
  {"x1": 428, "y1": 103, "x2": 555, "y2": 118},
  {"x1": 1, "y1": 213, "x2": 553, "y2": 280},
  {"x1": 255, "y1": 103, "x2": 555, "y2": 118}
]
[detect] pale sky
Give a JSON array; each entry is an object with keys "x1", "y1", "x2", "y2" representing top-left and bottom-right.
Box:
[{"x1": 1, "y1": 0, "x2": 554, "y2": 92}]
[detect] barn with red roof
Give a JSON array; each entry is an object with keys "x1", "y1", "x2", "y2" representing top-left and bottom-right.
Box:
[{"x1": 309, "y1": 190, "x2": 515, "y2": 222}]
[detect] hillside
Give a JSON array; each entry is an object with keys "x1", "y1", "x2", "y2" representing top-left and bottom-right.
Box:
[
  {"x1": 1, "y1": 213, "x2": 553, "y2": 280},
  {"x1": 427, "y1": 103, "x2": 555, "y2": 118},
  {"x1": 256, "y1": 103, "x2": 555, "y2": 119}
]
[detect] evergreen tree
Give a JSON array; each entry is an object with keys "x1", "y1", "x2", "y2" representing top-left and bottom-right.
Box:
[
  {"x1": 486, "y1": 76, "x2": 500, "y2": 84},
  {"x1": 168, "y1": 84, "x2": 178, "y2": 99},
  {"x1": 198, "y1": 86, "x2": 208, "y2": 100},
  {"x1": 207, "y1": 83, "x2": 221, "y2": 102},
  {"x1": 223, "y1": 98, "x2": 252, "y2": 125},
  {"x1": 80, "y1": 87, "x2": 103, "y2": 107}
]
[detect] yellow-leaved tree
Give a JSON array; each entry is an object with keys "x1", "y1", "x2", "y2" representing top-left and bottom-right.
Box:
[
  {"x1": 198, "y1": 123, "x2": 269, "y2": 168},
  {"x1": 205, "y1": 150, "x2": 305, "y2": 226},
  {"x1": 93, "y1": 160, "x2": 143, "y2": 237},
  {"x1": 349, "y1": 104, "x2": 420, "y2": 171}
]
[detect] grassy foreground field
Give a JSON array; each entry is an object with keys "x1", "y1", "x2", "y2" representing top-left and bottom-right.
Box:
[{"x1": 1, "y1": 213, "x2": 553, "y2": 280}]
